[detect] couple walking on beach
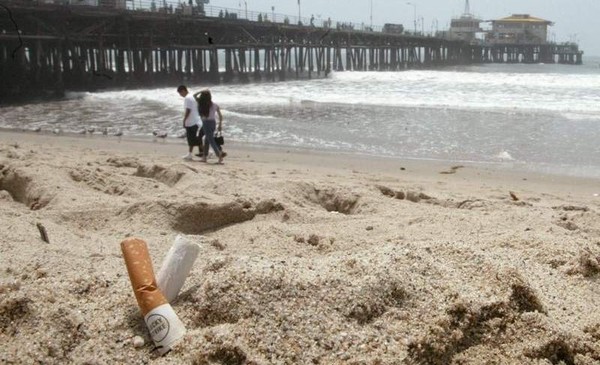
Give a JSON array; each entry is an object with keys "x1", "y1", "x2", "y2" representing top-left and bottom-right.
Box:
[{"x1": 177, "y1": 85, "x2": 227, "y2": 164}]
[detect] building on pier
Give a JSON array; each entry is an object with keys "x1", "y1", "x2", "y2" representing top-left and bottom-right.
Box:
[
  {"x1": 486, "y1": 14, "x2": 553, "y2": 44},
  {"x1": 447, "y1": 0, "x2": 482, "y2": 43}
]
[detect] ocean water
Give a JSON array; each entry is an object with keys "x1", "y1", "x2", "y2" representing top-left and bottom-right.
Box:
[{"x1": 2, "y1": 57, "x2": 600, "y2": 177}]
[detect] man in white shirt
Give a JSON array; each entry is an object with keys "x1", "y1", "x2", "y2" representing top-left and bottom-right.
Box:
[{"x1": 177, "y1": 85, "x2": 201, "y2": 160}]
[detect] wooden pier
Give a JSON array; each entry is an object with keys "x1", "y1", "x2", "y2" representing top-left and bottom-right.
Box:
[{"x1": 0, "y1": 1, "x2": 584, "y2": 102}]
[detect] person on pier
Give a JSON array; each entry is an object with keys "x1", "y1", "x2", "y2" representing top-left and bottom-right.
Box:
[
  {"x1": 197, "y1": 89, "x2": 227, "y2": 164},
  {"x1": 176, "y1": 85, "x2": 202, "y2": 160}
]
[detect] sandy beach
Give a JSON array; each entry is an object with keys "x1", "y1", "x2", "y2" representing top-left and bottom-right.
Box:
[{"x1": 1, "y1": 130, "x2": 600, "y2": 364}]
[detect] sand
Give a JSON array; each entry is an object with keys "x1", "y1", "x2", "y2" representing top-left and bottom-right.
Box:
[{"x1": 1, "y1": 130, "x2": 600, "y2": 365}]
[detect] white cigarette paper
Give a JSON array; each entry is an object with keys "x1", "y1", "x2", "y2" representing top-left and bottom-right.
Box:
[
  {"x1": 121, "y1": 237, "x2": 186, "y2": 355},
  {"x1": 157, "y1": 235, "x2": 200, "y2": 303},
  {"x1": 144, "y1": 303, "x2": 187, "y2": 355}
]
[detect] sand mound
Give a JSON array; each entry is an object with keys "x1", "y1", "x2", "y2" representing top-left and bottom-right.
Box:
[
  {"x1": 1, "y1": 135, "x2": 600, "y2": 364},
  {"x1": 0, "y1": 161, "x2": 56, "y2": 209}
]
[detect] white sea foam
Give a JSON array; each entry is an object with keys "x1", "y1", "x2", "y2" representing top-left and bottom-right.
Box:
[
  {"x1": 203, "y1": 67, "x2": 600, "y2": 114},
  {"x1": 76, "y1": 64, "x2": 600, "y2": 115},
  {"x1": 224, "y1": 110, "x2": 277, "y2": 119},
  {"x1": 2, "y1": 62, "x2": 600, "y2": 177},
  {"x1": 561, "y1": 112, "x2": 600, "y2": 121},
  {"x1": 495, "y1": 151, "x2": 515, "y2": 161}
]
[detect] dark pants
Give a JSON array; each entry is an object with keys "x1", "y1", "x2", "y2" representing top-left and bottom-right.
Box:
[{"x1": 185, "y1": 125, "x2": 201, "y2": 147}]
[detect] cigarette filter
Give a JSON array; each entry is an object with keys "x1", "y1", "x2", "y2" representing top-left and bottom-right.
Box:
[
  {"x1": 157, "y1": 235, "x2": 200, "y2": 303},
  {"x1": 121, "y1": 237, "x2": 186, "y2": 354}
]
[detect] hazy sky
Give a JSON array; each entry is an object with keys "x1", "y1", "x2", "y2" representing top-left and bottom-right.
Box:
[{"x1": 208, "y1": 0, "x2": 600, "y2": 57}]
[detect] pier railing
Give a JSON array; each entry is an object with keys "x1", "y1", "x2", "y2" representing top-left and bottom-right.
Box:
[{"x1": 4, "y1": 0, "x2": 387, "y2": 33}]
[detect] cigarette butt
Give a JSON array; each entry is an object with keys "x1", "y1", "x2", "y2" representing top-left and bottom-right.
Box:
[
  {"x1": 36, "y1": 222, "x2": 49, "y2": 243},
  {"x1": 121, "y1": 237, "x2": 167, "y2": 316},
  {"x1": 144, "y1": 303, "x2": 187, "y2": 355},
  {"x1": 121, "y1": 237, "x2": 187, "y2": 354},
  {"x1": 157, "y1": 235, "x2": 200, "y2": 303}
]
